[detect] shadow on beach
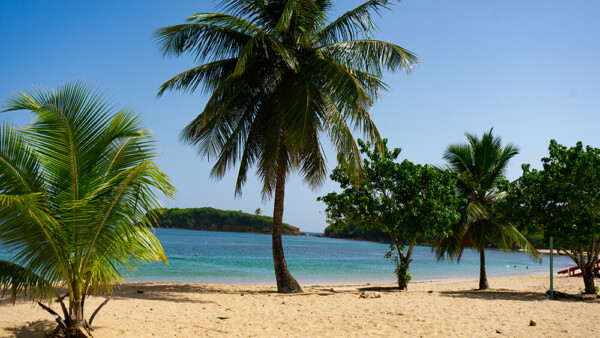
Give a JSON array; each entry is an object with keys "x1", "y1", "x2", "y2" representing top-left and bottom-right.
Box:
[
  {"x1": 5, "y1": 319, "x2": 54, "y2": 338},
  {"x1": 357, "y1": 286, "x2": 402, "y2": 292},
  {"x1": 440, "y1": 288, "x2": 600, "y2": 302},
  {"x1": 439, "y1": 289, "x2": 546, "y2": 302},
  {"x1": 111, "y1": 282, "x2": 274, "y2": 303}
]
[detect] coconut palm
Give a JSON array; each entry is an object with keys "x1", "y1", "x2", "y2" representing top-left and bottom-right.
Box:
[
  {"x1": 435, "y1": 128, "x2": 540, "y2": 290},
  {"x1": 0, "y1": 82, "x2": 175, "y2": 337},
  {"x1": 154, "y1": 0, "x2": 418, "y2": 292}
]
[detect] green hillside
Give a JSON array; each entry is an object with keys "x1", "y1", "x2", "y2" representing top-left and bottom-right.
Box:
[{"x1": 153, "y1": 207, "x2": 305, "y2": 235}]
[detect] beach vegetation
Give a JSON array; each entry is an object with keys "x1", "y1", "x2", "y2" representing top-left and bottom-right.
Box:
[
  {"x1": 154, "y1": 0, "x2": 418, "y2": 292},
  {"x1": 501, "y1": 140, "x2": 600, "y2": 294},
  {"x1": 0, "y1": 82, "x2": 175, "y2": 337},
  {"x1": 434, "y1": 129, "x2": 540, "y2": 290},
  {"x1": 319, "y1": 139, "x2": 460, "y2": 289}
]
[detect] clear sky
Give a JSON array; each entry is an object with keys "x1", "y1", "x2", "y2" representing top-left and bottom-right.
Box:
[{"x1": 1, "y1": 1, "x2": 599, "y2": 232}]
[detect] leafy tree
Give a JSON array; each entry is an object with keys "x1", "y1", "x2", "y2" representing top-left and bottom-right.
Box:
[
  {"x1": 319, "y1": 139, "x2": 460, "y2": 289},
  {"x1": 154, "y1": 0, "x2": 418, "y2": 292},
  {"x1": 435, "y1": 128, "x2": 540, "y2": 290},
  {"x1": 0, "y1": 82, "x2": 175, "y2": 337},
  {"x1": 502, "y1": 140, "x2": 600, "y2": 294},
  {"x1": 254, "y1": 207, "x2": 262, "y2": 215}
]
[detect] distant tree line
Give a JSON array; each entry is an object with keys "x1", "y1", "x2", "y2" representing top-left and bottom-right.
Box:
[{"x1": 152, "y1": 207, "x2": 305, "y2": 236}]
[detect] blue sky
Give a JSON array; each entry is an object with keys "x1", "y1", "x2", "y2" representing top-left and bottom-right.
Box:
[{"x1": 1, "y1": 1, "x2": 599, "y2": 232}]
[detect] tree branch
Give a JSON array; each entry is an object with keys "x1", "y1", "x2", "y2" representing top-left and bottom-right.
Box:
[
  {"x1": 38, "y1": 301, "x2": 67, "y2": 331},
  {"x1": 89, "y1": 296, "x2": 112, "y2": 326}
]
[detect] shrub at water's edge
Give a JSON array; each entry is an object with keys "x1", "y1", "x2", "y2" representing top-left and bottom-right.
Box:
[
  {"x1": 152, "y1": 208, "x2": 305, "y2": 236},
  {"x1": 319, "y1": 139, "x2": 461, "y2": 290}
]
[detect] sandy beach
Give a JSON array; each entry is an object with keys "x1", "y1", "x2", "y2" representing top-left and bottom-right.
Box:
[{"x1": 0, "y1": 275, "x2": 598, "y2": 337}]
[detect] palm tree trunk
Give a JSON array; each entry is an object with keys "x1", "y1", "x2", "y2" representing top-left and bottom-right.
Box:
[
  {"x1": 479, "y1": 248, "x2": 489, "y2": 290},
  {"x1": 64, "y1": 299, "x2": 89, "y2": 337},
  {"x1": 272, "y1": 163, "x2": 303, "y2": 293}
]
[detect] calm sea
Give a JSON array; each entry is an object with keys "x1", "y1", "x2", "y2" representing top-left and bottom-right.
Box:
[
  {"x1": 0, "y1": 228, "x2": 574, "y2": 285},
  {"x1": 129, "y1": 228, "x2": 572, "y2": 284}
]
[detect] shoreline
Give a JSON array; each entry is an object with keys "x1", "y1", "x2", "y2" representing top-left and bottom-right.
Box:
[
  {"x1": 122, "y1": 269, "x2": 559, "y2": 289},
  {"x1": 2, "y1": 275, "x2": 598, "y2": 337},
  {"x1": 125, "y1": 267, "x2": 560, "y2": 287}
]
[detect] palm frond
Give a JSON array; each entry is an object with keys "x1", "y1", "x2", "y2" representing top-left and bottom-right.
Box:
[
  {"x1": 154, "y1": 22, "x2": 251, "y2": 62},
  {"x1": 0, "y1": 123, "x2": 44, "y2": 195},
  {"x1": 321, "y1": 39, "x2": 418, "y2": 76},
  {"x1": 318, "y1": 0, "x2": 392, "y2": 44},
  {"x1": 0, "y1": 193, "x2": 70, "y2": 292},
  {"x1": 275, "y1": 0, "x2": 324, "y2": 36},
  {"x1": 158, "y1": 58, "x2": 238, "y2": 96},
  {"x1": 0, "y1": 260, "x2": 55, "y2": 303}
]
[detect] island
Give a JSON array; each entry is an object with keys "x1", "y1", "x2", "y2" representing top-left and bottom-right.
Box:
[{"x1": 152, "y1": 207, "x2": 306, "y2": 236}]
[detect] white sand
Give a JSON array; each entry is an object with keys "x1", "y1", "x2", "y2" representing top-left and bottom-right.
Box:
[{"x1": 0, "y1": 275, "x2": 598, "y2": 337}]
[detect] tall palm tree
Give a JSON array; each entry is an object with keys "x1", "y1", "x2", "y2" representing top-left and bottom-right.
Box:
[
  {"x1": 0, "y1": 82, "x2": 175, "y2": 337},
  {"x1": 154, "y1": 0, "x2": 418, "y2": 292},
  {"x1": 435, "y1": 128, "x2": 540, "y2": 290}
]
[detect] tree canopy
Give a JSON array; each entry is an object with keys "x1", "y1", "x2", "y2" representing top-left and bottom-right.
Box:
[
  {"x1": 319, "y1": 139, "x2": 460, "y2": 289},
  {"x1": 502, "y1": 140, "x2": 600, "y2": 294}
]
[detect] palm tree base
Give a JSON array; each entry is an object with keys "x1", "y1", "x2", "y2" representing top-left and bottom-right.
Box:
[{"x1": 275, "y1": 268, "x2": 303, "y2": 293}]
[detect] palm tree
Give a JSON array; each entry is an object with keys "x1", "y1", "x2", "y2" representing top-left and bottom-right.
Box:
[
  {"x1": 435, "y1": 128, "x2": 540, "y2": 290},
  {"x1": 0, "y1": 82, "x2": 175, "y2": 337},
  {"x1": 154, "y1": 0, "x2": 418, "y2": 292}
]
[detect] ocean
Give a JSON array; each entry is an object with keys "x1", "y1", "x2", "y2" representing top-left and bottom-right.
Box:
[
  {"x1": 126, "y1": 228, "x2": 572, "y2": 285},
  {"x1": 0, "y1": 228, "x2": 574, "y2": 285}
]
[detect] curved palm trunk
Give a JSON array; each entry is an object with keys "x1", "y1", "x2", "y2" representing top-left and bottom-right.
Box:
[
  {"x1": 272, "y1": 164, "x2": 303, "y2": 293},
  {"x1": 479, "y1": 248, "x2": 489, "y2": 290}
]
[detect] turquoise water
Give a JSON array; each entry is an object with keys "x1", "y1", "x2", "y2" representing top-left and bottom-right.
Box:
[
  {"x1": 130, "y1": 229, "x2": 572, "y2": 284},
  {"x1": 0, "y1": 228, "x2": 574, "y2": 285}
]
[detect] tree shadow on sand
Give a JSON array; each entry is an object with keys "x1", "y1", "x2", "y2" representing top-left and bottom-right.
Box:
[
  {"x1": 5, "y1": 319, "x2": 55, "y2": 338},
  {"x1": 357, "y1": 286, "x2": 402, "y2": 293},
  {"x1": 440, "y1": 289, "x2": 600, "y2": 302},
  {"x1": 439, "y1": 289, "x2": 546, "y2": 301},
  {"x1": 111, "y1": 283, "x2": 275, "y2": 303}
]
